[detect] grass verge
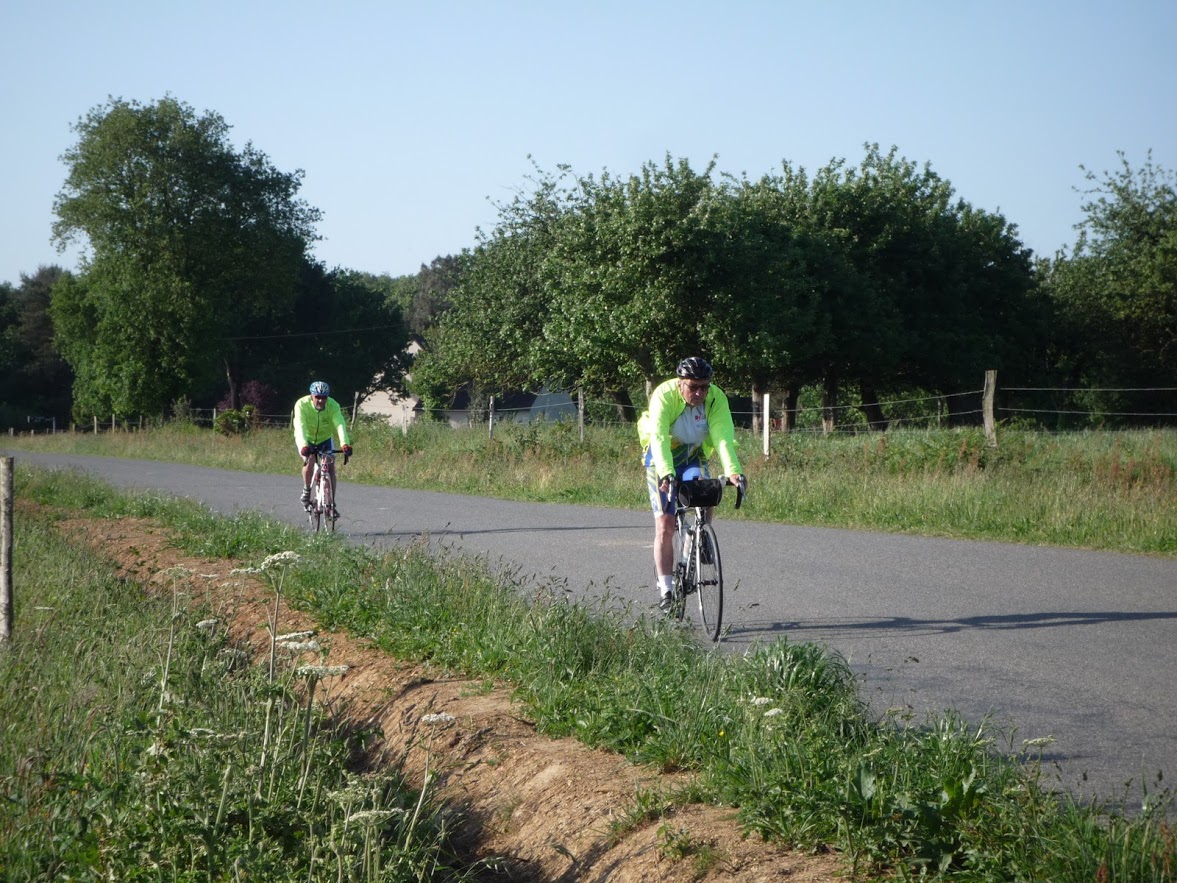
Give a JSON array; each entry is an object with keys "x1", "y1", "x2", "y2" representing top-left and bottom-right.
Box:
[
  {"x1": 4, "y1": 419, "x2": 1175, "y2": 555},
  {"x1": 9, "y1": 464, "x2": 1175, "y2": 881},
  {"x1": 0, "y1": 485, "x2": 482, "y2": 881}
]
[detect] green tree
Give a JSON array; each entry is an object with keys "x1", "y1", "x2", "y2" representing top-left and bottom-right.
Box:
[
  {"x1": 410, "y1": 162, "x2": 570, "y2": 414},
  {"x1": 769, "y1": 145, "x2": 1036, "y2": 427},
  {"x1": 0, "y1": 266, "x2": 74, "y2": 426},
  {"x1": 1040, "y1": 152, "x2": 1176, "y2": 424},
  {"x1": 354, "y1": 254, "x2": 463, "y2": 338},
  {"x1": 51, "y1": 96, "x2": 321, "y2": 418}
]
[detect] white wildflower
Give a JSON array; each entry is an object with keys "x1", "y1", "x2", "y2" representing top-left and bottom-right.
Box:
[
  {"x1": 296, "y1": 664, "x2": 349, "y2": 679},
  {"x1": 345, "y1": 809, "x2": 408, "y2": 826},
  {"x1": 277, "y1": 630, "x2": 316, "y2": 642},
  {"x1": 420, "y1": 712, "x2": 455, "y2": 725},
  {"x1": 260, "y1": 551, "x2": 302, "y2": 570},
  {"x1": 327, "y1": 781, "x2": 371, "y2": 805},
  {"x1": 749, "y1": 696, "x2": 773, "y2": 706},
  {"x1": 196, "y1": 618, "x2": 219, "y2": 631},
  {"x1": 279, "y1": 640, "x2": 322, "y2": 654},
  {"x1": 230, "y1": 566, "x2": 261, "y2": 575},
  {"x1": 763, "y1": 708, "x2": 784, "y2": 718}
]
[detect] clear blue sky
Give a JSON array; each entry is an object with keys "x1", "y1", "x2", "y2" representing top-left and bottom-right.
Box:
[{"x1": 3, "y1": 0, "x2": 1174, "y2": 287}]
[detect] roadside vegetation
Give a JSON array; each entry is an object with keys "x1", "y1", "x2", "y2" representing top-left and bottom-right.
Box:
[
  {"x1": 6, "y1": 418, "x2": 1176, "y2": 556},
  {"x1": 0, "y1": 485, "x2": 479, "y2": 881},
  {"x1": 6, "y1": 452, "x2": 1175, "y2": 880}
]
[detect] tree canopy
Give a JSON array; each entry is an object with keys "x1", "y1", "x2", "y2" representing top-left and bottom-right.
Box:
[
  {"x1": 1038, "y1": 151, "x2": 1177, "y2": 423},
  {"x1": 51, "y1": 96, "x2": 323, "y2": 418},
  {"x1": 411, "y1": 146, "x2": 1039, "y2": 426},
  {"x1": 0, "y1": 265, "x2": 73, "y2": 425}
]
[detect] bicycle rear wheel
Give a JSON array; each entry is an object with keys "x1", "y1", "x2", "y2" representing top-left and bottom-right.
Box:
[{"x1": 694, "y1": 522, "x2": 723, "y2": 641}]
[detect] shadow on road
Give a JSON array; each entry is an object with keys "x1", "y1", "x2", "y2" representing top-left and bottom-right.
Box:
[{"x1": 724, "y1": 609, "x2": 1177, "y2": 640}]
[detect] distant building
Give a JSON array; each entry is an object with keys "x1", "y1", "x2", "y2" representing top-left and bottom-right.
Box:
[{"x1": 358, "y1": 342, "x2": 577, "y2": 428}]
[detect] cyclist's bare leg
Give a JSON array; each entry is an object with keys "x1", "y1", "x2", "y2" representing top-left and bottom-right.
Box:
[
  {"x1": 654, "y1": 512, "x2": 676, "y2": 578},
  {"x1": 301, "y1": 455, "x2": 316, "y2": 487}
]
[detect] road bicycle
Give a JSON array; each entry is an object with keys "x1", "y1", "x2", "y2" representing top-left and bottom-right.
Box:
[
  {"x1": 304, "y1": 446, "x2": 348, "y2": 532},
  {"x1": 668, "y1": 475, "x2": 745, "y2": 641}
]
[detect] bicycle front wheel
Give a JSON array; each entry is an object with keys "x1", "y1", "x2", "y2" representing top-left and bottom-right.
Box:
[{"x1": 694, "y1": 522, "x2": 723, "y2": 641}]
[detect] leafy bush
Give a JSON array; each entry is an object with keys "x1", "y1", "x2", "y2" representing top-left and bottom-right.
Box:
[
  {"x1": 217, "y1": 380, "x2": 279, "y2": 414},
  {"x1": 214, "y1": 408, "x2": 250, "y2": 435}
]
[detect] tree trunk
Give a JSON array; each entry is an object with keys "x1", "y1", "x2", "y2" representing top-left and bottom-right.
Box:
[
  {"x1": 608, "y1": 389, "x2": 637, "y2": 423},
  {"x1": 858, "y1": 382, "x2": 889, "y2": 431},
  {"x1": 821, "y1": 372, "x2": 837, "y2": 435},
  {"x1": 223, "y1": 357, "x2": 240, "y2": 411},
  {"x1": 750, "y1": 380, "x2": 764, "y2": 435},
  {"x1": 781, "y1": 388, "x2": 798, "y2": 432}
]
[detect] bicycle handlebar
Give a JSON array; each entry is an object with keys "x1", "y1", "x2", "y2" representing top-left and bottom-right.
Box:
[
  {"x1": 666, "y1": 475, "x2": 746, "y2": 511},
  {"x1": 303, "y1": 450, "x2": 345, "y2": 467}
]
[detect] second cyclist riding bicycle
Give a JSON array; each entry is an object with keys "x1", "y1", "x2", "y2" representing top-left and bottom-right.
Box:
[{"x1": 293, "y1": 381, "x2": 352, "y2": 521}]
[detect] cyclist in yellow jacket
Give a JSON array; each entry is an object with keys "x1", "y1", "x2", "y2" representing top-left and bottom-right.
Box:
[
  {"x1": 638, "y1": 357, "x2": 745, "y2": 611},
  {"x1": 293, "y1": 381, "x2": 352, "y2": 510}
]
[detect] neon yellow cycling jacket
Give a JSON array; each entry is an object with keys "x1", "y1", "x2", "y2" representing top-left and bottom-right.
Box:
[
  {"x1": 293, "y1": 395, "x2": 352, "y2": 448},
  {"x1": 638, "y1": 378, "x2": 742, "y2": 479}
]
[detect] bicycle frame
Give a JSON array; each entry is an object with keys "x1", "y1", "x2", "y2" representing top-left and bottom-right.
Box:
[
  {"x1": 305, "y1": 449, "x2": 337, "y2": 533},
  {"x1": 668, "y1": 476, "x2": 744, "y2": 642}
]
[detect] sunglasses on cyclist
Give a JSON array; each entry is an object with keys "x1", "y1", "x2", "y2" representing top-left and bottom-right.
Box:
[{"x1": 683, "y1": 381, "x2": 710, "y2": 392}]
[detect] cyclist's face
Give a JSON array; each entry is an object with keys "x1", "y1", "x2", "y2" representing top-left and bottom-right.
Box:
[
  {"x1": 679, "y1": 378, "x2": 710, "y2": 405},
  {"x1": 312, "y1": 395, "x2": 327, "y2": 410}
]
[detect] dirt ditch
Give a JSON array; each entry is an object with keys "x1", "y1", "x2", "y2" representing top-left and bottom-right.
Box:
[{"x1": 52, "y1": 510, "x2": 846, "y2": 882}]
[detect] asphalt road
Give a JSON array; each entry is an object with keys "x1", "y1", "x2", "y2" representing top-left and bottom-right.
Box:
[{"x1": 8, "y1": 449, "x2": 1176, "y2": 809}]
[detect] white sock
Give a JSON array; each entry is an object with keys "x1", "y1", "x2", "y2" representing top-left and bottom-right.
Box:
[{"x1": 657, "y1": 574, "x2": 674, "y2": 597}]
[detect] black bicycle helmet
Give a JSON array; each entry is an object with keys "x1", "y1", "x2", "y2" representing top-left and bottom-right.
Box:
[{"x1": 675, "y1": 357, "x2": 713, "y2": 380}]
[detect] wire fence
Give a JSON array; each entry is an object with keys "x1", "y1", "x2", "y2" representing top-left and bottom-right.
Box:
[{"x1": 7, "y1": 375, "x2": 1176, "y2": 440}]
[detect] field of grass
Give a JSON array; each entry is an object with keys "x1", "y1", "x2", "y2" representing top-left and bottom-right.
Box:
[
  {"x1": 5, "y1": 463, "x2": 1175, "y2": 881},
  {"x1": 4, "y1": 418, "x2": 1176, "y2": 556}
]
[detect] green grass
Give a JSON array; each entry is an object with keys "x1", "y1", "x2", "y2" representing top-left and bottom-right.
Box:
[
  {"x1": 5, "y1": 418, "x2": 1175, "y2": 555},
  {"x1": 0, "y1": 493, "x2": 481, "y2": 882},
  {"x1": 9, "y1": 465, "x2": 1176, "y2": 881}
]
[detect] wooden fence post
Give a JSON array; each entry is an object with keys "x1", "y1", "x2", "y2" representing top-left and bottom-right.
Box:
[
  {"x1": 983, "y1": 369, "x2": 998, "y2": 448},
  {"x1": 488, "y1": 396, "x2": 496, "y2": 440},
  {"x1": 762, "y1": 392, "x2": 770, "y2": 457},
  {"x1": 578, "y1": 390, "x2": 585, "y2": 442},
  {"x1": 1, "y1": 456, "x2": 13, "y2": 644}
]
